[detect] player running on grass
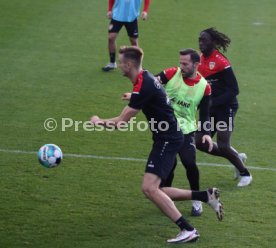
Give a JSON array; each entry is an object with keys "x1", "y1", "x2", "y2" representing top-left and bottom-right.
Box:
[
  {"x1": 196, "y1": 27, "x2": 252, "y2": 187},
  {"x1": 91, "y1": 46, "x2": 223, "y2": 244},
  {"x1": 155, "y1": 48, "x2": 213, "y2": 217}
]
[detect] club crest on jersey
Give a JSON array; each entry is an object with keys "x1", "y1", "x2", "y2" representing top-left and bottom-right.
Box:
[
  {"x1": 154, "y1": 79, "x2": 161, "y2": 89},
  {"x1": 209, "y1": 62, "x2": 216, "y2": 70}
]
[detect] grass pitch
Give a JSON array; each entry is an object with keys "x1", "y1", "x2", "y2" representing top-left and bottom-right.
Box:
[{"x1": 1, "y1": 0, "x2": 276, "y2": 247}]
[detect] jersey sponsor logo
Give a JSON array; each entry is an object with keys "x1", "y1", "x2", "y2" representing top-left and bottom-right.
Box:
[
  {"x1": 154, "y1": 79, "x2": 161, "y2": 89},
  {"x1": 209, "y1": 62, "x2": 216, "y2": 70},
  {"x1": 171, "y1": 97, "x2": 190, "y2": 108},
  {"x1": 147, "y1": 161, "x2": 154, "y2": 168}
]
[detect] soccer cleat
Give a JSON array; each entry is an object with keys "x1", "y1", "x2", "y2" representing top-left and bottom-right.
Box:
[
  {"x1": 234, "y1": 153, "x2": 248, "y2": 180},
  {"x1": 102, "y1": 62, "x2": 117, "y2": 72},
  {"x1": 207, "y1": 188, "x2": 224, "y2": 221},
  {"x1": 167, "y1": 229, "x2": 199, "y2": 244},
  {"x1": 191, "y1": 201, "x2": 203, "y2": 216},
  {"x1": 237, "y1": 175, "x2": 253, "y2": 187}
]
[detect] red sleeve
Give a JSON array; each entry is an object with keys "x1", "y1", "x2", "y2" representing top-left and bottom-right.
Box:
[
  {"x1": 163, "y1": 67, "x2": 178, "y2": 81},
  {"x1": 143, "y1": 0, "x2": 150, "y2": 12},
  {"x1": 108, "y1": 0, "x2": 115, "y2": 11},
  {"x1": 132, "y1": 72, "x2": 144, "y2": 94},
  {"x1": 204, "y1": 83, "x2": 212, "y2": 96},
  {"x1": 216, "y1": 54, "x2": 231, "y2": 71}
]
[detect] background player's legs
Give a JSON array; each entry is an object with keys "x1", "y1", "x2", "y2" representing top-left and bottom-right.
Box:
[
  {"x1": 129, "y1": 36, "x2": 138, "y2": 46},
  {"x1": 195, "y1": 105, "x2": 252, "y2": 186},
  {"x1": 196, "y1": 130, "x2": 252, "y2": 186},
  {"x1": 103, "y1": 20, "x2": 123, "y2": 71},
  {"x1": 125, "y1": 19, "x2": 139, "y2": 47},
  {"x1": 179, "y1": 139, "x2": 199, "y2": 191},
  {"x1": 178, "y1": 134, "x2": 202, "y2": 216},
  {"x1": 108, "y1": 32, "x2": 118, "y2": 62},
  {"x1": 160, "y1": 134, "x2": 202, "y2": 216},
  {"x1": 196, "y1": 131, "x2": 227, "y2": 157},
  {"x1": 216, "y1": 130, "x2": 249, "y2": 172},
  {"x1": 161, "y1": 135, "x2": 199, "y2": 190}
]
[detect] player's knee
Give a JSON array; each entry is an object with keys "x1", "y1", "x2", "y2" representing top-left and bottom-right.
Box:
[
  {"x1": 141, "y1": 183, "x2": 157, "y2": 199},
  {"x1": 108, "y1": 34, "x2": 116, "y2": 42}
]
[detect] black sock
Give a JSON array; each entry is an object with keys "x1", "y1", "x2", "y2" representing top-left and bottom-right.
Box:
[
  {"x1": 175, "y1": 216, "x2": 194, "y2": 231},
  {"x1": 239, "y1": 168, "x2": 250, "y2": 176},
  {"x1": 110, "y1": 53, "x2": 115, "y2": 63},
  {"x1": 192, "y1": 191, "x2": 208, "y2": 203}
]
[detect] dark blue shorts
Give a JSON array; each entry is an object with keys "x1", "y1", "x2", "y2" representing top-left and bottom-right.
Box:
[
  {"x1": 108, "y1": 18, "x2": 138, "y2": 38},
  {"x1": 145, "y1": 138, "x2": 183, "y2": 180}
]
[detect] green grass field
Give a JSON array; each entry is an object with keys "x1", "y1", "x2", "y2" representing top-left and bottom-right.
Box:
[{"x1": 1, "y1": 0, "x2": 276, "y2": 247}]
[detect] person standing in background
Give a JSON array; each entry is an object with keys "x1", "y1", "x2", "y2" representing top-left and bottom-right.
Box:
[{"x1": 102, "y1": 0, "x2": 150, "y2": 72}]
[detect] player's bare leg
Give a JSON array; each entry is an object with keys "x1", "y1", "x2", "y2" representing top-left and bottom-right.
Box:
[
  {"x1": 142, "y1": 173, "x2": 182, "y2": 221},
  {"x1": 129, "y1": 37, "x2": 138, "y2": 47},
  {"x1": 142, "y1": 172, "x2": 224, "y2": 221},
  {"x1": 102, "y1": 32, "x2": 118, "y2": 71}
]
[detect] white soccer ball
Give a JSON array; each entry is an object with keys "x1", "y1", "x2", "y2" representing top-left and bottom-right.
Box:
[{"x1": 37, "y1": 144, "x2": 63, "y2": 168}]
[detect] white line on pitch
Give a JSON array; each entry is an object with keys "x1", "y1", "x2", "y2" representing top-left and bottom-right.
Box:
[{"x1": 0, "y1": 148, "x2": 275, "y2": 172}]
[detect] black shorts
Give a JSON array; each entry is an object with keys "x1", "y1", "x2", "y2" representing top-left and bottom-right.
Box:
[
  {"x1": 210, "y1": 106, "x2": 238, "y2": 136},
  {"x1": 145, "y1": 138, "x2": 183, "y2": 180},
  {"x1": 108, "y1": 18, "x2": 139, "y2": 38}
]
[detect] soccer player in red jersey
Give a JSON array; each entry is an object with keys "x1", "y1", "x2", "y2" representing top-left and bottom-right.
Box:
[{"x1": 197, "y1": 27, "x2": 252, "y2": 187}]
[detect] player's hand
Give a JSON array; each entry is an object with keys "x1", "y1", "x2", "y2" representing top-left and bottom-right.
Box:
[
  {"x1": 202, "y1": 135, "x2": 213, "y2": 152},
  {"x1": 90, "y1": 115, "x2": 104, "y2": 125},
  {"x1": 107, "y1": 11, "x2": 112, "y2": 19},
  {"x1": 121, "y1": 92, "x2": 131, "y2": 101},
  {"x1": 141, "y1": 11, "x2": 148, "y2": 20}
]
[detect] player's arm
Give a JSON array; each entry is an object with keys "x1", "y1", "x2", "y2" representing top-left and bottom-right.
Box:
[
  {"x1": 107, "y1": 0, "x2": 115, "y2": 19},
  {"x1": 198, "y1": 84, "x2": 213, "y2": 152},
  {"x1": 211, "y1": 67, "x2": 239, "y2": 107},
  {"x1": 121, "y1": 92, "x2": 132, "y2": 101},
  {"x1": 91, "y1": 106, "x2": 139, "y2": 128},
  {"x1": 141, "y1": 0, "x2": 151, "y2": 20},
  {"x1": 155, "y1": 67, "x2": 178, "y2": 84}
]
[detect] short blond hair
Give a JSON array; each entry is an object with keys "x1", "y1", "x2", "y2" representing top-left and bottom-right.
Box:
[{"x1": 119, "y1": 46, "x2": 144, "y2": 67}]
